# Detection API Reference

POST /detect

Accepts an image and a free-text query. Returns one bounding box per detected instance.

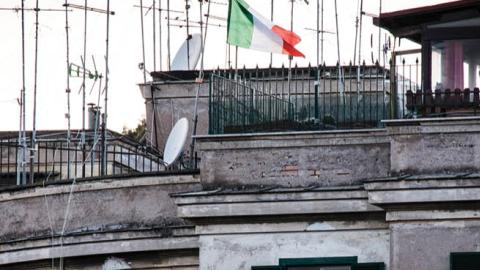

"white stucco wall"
[199,229,390,270]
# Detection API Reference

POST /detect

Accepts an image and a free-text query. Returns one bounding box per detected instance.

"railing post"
[390,53,397,119]
[315,65,319,120]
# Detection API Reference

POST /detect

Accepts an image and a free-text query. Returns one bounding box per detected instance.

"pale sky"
[0,0,457,132]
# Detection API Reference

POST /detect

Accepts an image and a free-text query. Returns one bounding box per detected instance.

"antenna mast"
[185,0,191,69]
[102,0,111,175]
[19,0,27,185]
[153,0,157,70]
[159,0,163,71]
[30,0,40,184]
[321,0,324,64]
[81,0,88,178]
[167,0,171,70]
[65,0,72,180]
[334,0,344,95]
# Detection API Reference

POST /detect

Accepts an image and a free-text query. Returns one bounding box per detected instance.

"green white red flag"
[227,0,305,57]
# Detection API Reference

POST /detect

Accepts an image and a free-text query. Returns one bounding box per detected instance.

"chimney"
[87,103,102,130]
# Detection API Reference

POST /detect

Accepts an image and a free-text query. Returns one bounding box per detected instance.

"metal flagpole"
[270,0,274,67]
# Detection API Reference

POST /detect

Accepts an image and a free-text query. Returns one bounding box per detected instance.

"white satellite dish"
[163,117,189,166]
[171,33,202,70]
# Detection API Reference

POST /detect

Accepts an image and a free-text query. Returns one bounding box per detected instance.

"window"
[450,252,480,270]
[252,257,384,270]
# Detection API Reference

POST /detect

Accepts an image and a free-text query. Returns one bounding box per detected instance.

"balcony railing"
[209,64,391,134]
[0,131,197,187]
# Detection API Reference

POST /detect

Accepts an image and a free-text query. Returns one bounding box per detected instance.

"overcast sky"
[0,0,456,132]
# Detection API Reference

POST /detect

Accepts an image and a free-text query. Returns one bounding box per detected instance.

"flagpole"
[235,46,238,78]
[288,0,294,106]
[270,0,274,67]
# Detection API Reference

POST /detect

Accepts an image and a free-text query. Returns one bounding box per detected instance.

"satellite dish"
[171,33,202,70]
[163,117,189,166]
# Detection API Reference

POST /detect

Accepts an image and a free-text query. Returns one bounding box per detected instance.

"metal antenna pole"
[353,0,359,65]
[30,0,40,184]
[140,0,147,84]
[65,0,72,180]
[81,0,88,178]
[102,0,111,175]
[357,0,363,97]
[321,0,324,64]
[190,0,210,167]
[185,0,191,69]
[153,0,156,70]
[334,0,344,95]
[378,0,382,64]
[358,0,363,67]
[316,0,319,67]
[167,0,171,70]
[20,0,27,185]
[159,0,163,71]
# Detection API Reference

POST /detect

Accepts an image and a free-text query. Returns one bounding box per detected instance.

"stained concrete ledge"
[0,228,198,266]
[174,187,383,220]
[195,129,390,188]
[384,116,480,175]
[0,174,201,246]
[365,174,480,206]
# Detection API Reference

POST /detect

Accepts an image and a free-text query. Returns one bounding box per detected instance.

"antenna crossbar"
[0,7,71,12]
[63,3,114,15]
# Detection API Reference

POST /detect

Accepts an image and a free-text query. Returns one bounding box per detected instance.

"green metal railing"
[209,64,391,134]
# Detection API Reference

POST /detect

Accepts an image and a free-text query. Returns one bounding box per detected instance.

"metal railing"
[0,132,195,187]
[209,64,391,134]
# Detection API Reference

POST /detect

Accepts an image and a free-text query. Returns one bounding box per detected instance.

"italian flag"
[227,0,305,57]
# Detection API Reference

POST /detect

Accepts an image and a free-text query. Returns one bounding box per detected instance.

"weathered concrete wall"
[199,229,389,270]
[0,249,198,270]
[385,117,480,175]
[195,129,390,188]
[140,82,209,153]
[0,175,200,243]
[390,220,480,270]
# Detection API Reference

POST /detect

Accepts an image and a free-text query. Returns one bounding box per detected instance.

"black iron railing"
[0,133,195,187]
[209,64,391,134]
